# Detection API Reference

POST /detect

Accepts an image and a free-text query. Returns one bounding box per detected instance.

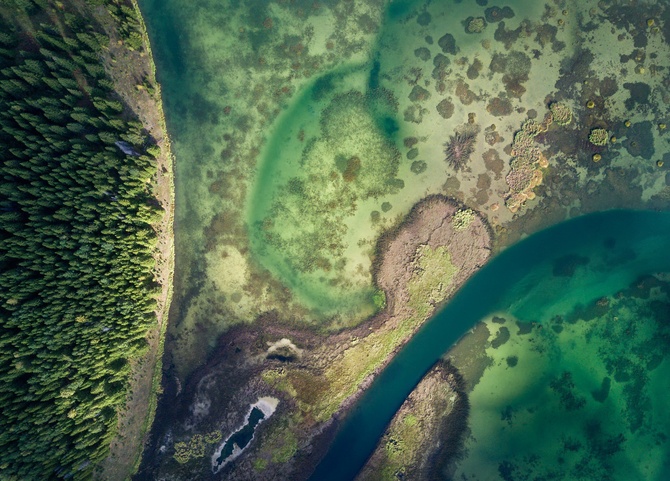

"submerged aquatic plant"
[589,128,609,146]
[444,131,477,171]
[466,16,487,34]
[549,102,573,126]
[504,111,557,212]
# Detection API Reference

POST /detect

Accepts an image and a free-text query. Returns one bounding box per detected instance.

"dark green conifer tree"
[0,2,164,479]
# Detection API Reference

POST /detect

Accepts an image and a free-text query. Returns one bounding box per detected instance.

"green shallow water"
[455,287,670,481]
[136,0,670,476]
[310,209,670,481]
[246,65,388,320]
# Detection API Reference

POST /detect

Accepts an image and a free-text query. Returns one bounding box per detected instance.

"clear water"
[454,285,670,481]
[136,0,670,477]
[214,407,265,467]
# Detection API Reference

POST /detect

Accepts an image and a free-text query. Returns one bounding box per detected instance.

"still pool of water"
[311,209,670,481]
[213,407,264,470]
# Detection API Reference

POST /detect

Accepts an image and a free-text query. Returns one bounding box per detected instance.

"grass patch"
[271,430,298,464]
[315,245,458,421]
[408,245,459,316]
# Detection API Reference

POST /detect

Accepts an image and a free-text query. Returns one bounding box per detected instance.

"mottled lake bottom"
[311,209,670,481]
[455,277,670,481]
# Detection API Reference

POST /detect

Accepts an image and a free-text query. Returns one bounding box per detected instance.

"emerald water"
[311,209,670,481]
[140,0,670,375]
[137,0,670,477]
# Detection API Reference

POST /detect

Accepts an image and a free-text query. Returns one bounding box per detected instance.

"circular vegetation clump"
[438,32,457,55]
[549,102,572,126]
[436,98,455,119]
[452,208,476,230]
[465,16,487,33]
[414,47,431,61]
[485,5,515,22]
[417,11,431,26]
[588,128,609,146]
[409,85,431,102]
[411,160,427,174]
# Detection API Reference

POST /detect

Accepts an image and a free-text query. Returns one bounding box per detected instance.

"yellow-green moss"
[261,369,297,398]
[588,128,609,146]
[253,458,268,471]
[173,434,206,464]
[204,431,223,444]
[403,414,418,427]
[379,415,423,479]
[408,245,459,315]
[451,209,476,231]
[271,430,298,464]
[172,431,221,464]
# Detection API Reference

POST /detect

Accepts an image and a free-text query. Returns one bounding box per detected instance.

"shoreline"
[355,359,469,481]
[135,194,492,480]
[94,1,175,479]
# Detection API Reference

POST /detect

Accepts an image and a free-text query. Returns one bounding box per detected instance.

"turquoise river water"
[311,209,670,480]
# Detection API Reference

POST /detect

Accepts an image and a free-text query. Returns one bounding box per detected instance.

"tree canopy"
[0,1,164,479]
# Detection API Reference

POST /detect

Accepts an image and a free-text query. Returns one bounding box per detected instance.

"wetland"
[135,0,670,479]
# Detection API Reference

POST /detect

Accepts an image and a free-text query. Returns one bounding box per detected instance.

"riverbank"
[91,1,175,479]
[355,359,469,481]
[135,195,491,480]
[310,209,670,481]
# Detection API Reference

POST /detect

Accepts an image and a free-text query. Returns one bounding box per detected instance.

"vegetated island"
[0,1,173,480]
[137,195,492,480]
[355,359,469,481]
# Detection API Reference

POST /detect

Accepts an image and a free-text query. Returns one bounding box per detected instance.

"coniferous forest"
[0,1,166,479]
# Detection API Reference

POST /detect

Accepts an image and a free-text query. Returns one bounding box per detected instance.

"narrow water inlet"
[211,397,279,473]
